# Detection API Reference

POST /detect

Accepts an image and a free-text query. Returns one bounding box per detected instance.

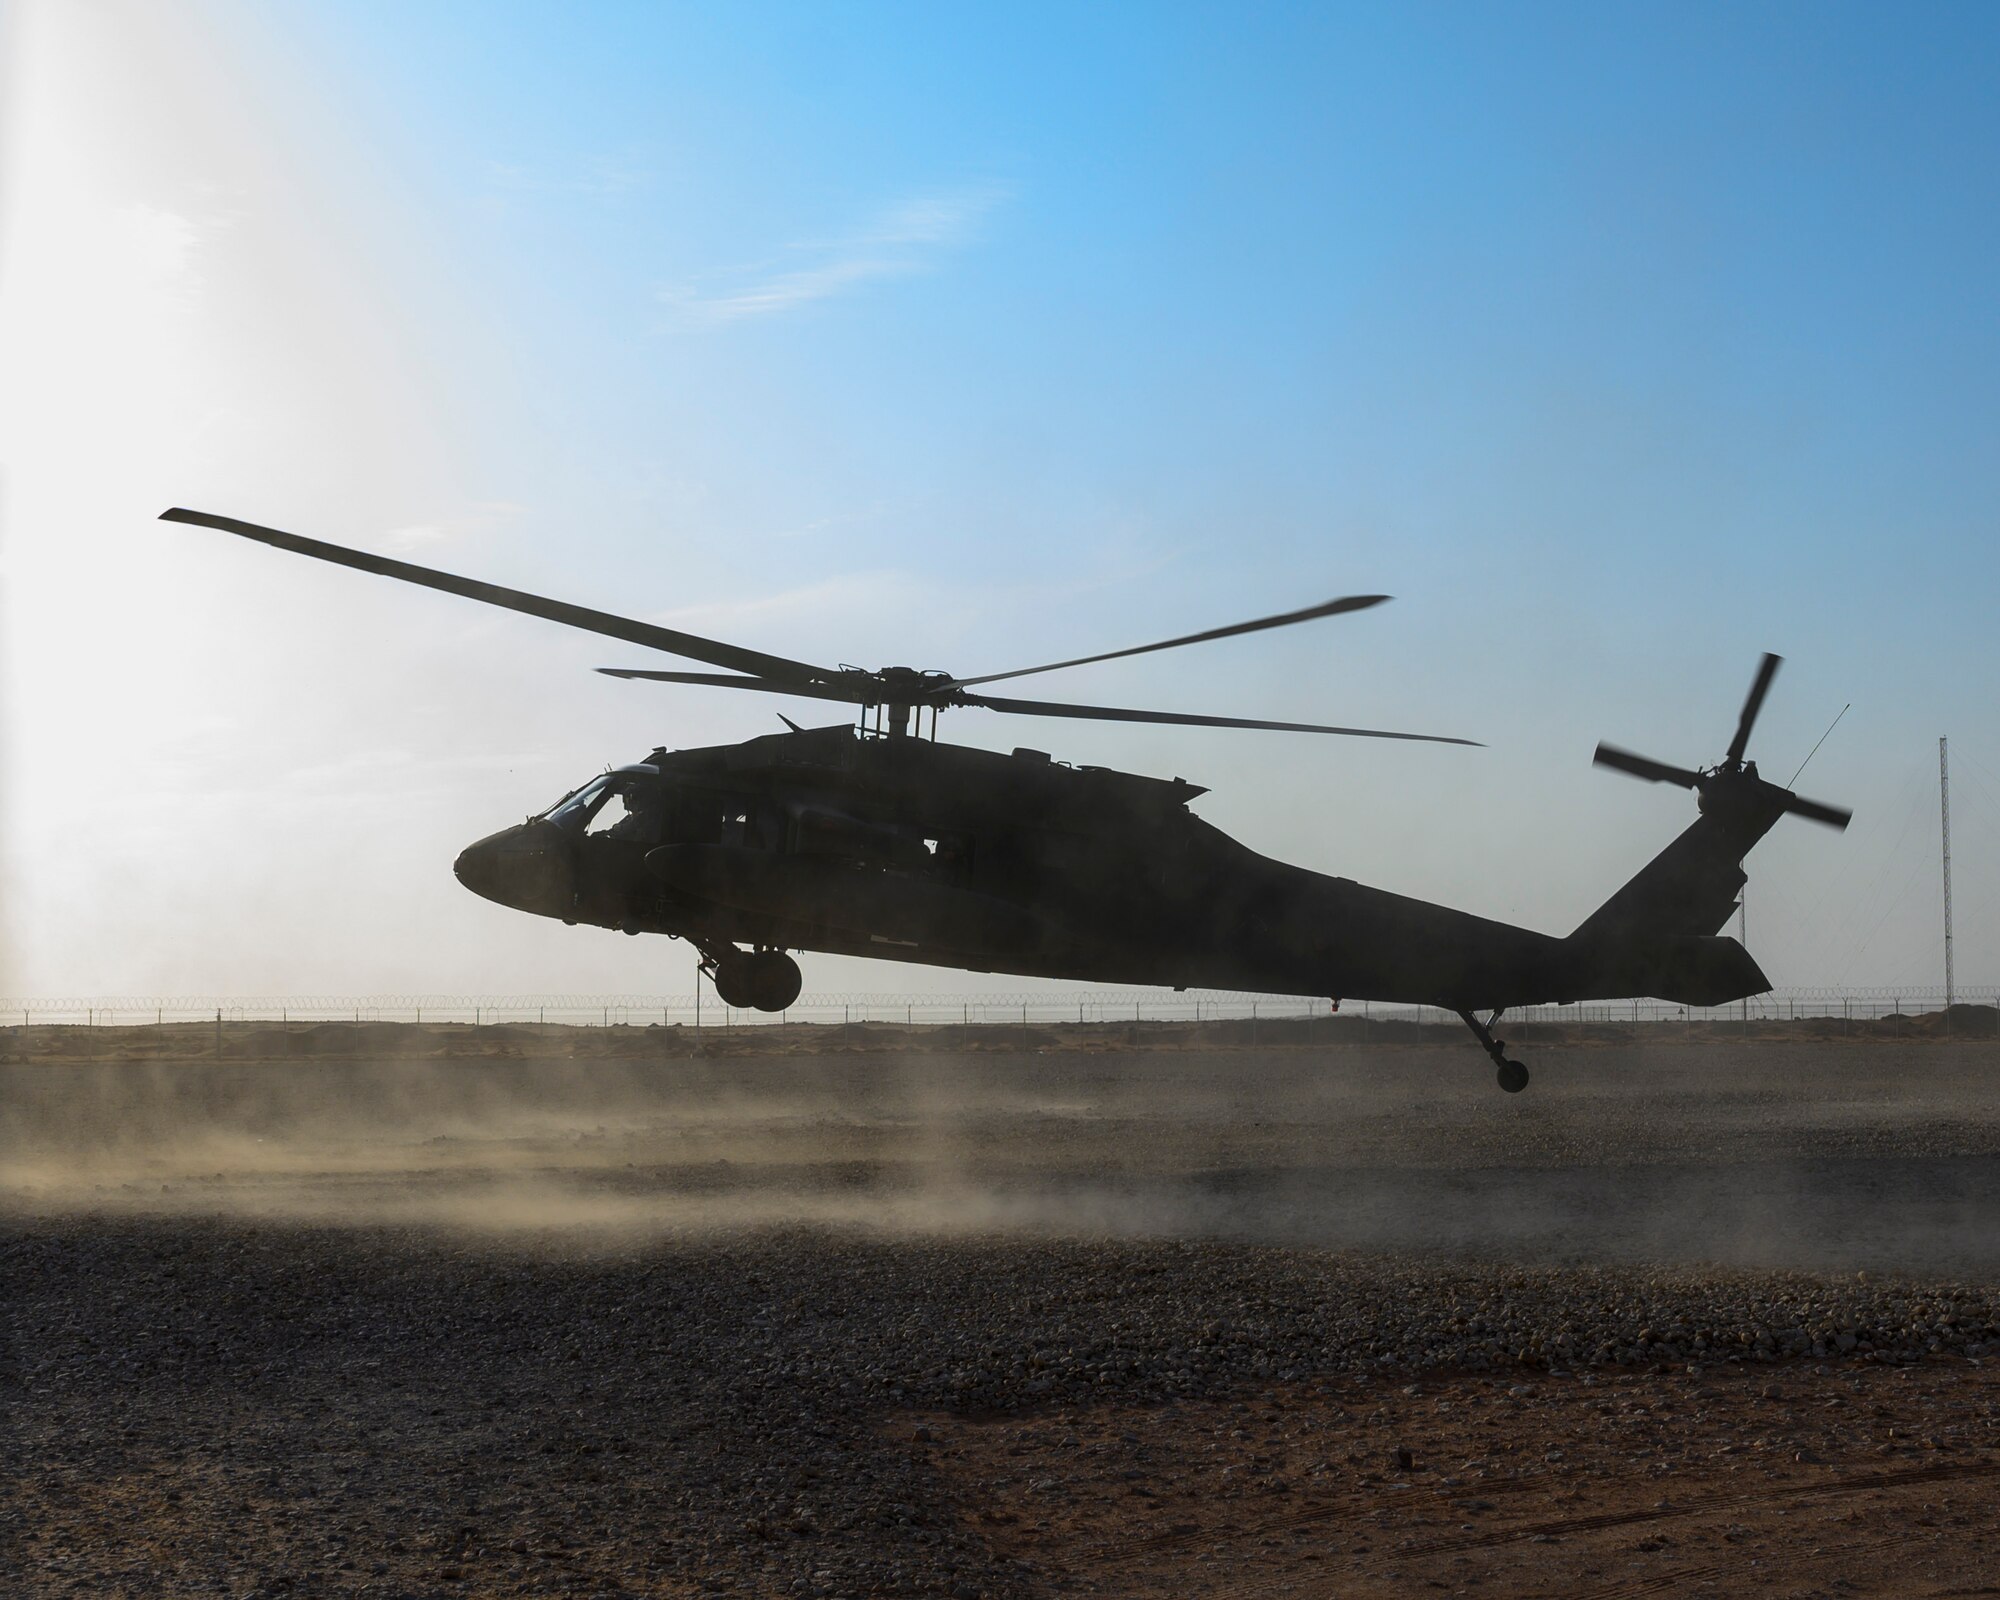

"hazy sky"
[3,0,1996,1001]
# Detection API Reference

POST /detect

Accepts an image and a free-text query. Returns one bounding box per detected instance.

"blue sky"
[2,0,1995,998]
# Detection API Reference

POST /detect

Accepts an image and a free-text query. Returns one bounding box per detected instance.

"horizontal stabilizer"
[1564,933,1770,1009]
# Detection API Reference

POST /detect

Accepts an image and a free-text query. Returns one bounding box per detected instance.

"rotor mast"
[857,666,948,738]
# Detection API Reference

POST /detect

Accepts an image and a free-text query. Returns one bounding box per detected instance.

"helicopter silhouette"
[161,507,1850,1092]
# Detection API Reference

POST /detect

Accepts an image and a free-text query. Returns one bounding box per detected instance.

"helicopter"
[160,507,1851,1092]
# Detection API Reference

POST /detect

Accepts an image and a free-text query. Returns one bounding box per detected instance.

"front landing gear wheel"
[709,953,759,1010]
[1496,1059,1529,1094]
[745,950,802,1012]
[707,949,801,1011]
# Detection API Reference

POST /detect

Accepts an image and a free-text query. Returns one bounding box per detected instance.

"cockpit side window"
[540,774,663,843]
[585,790,635,835]
[572,780,665,846]
[591,788,665,844]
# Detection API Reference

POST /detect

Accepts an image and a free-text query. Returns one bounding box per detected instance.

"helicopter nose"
[453,838,500,896]
[454,822,574,916]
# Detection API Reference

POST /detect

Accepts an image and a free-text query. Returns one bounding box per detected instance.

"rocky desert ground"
[6,1026,1999,1597]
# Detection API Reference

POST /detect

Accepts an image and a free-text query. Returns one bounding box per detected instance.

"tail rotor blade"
[1725,652,1782,767]
[1783,793,1853,830]
[1594,742,1704,788]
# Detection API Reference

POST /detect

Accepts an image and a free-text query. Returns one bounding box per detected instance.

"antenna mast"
[1940,736,1954,1008]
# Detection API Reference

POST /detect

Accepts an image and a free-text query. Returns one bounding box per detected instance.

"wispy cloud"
[773,501,887,541]
[484,157,652,200]
[376,501,525,554]
[662,183,1012,322]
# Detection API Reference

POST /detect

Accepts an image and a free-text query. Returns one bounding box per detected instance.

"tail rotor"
[1592,653,1852,831]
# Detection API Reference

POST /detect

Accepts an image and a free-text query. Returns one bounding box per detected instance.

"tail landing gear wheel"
[746,950,802,1012]
[1458,1007,1533,1094]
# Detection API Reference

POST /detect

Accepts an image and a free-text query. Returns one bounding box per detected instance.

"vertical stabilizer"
[1564,654,1851,1007]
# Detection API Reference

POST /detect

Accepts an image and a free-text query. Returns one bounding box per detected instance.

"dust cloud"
[6,1038,2000,1274]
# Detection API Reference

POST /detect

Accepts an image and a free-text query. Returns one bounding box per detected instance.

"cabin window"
[923,832,972,877]
[659,791,772,848]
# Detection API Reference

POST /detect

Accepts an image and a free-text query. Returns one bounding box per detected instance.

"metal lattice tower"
[1940,736,1954,1008]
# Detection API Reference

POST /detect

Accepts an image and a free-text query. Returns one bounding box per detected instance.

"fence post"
[215,1007,222,1060]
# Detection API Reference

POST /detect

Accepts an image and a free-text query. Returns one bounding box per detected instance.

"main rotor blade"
[1783,793,1853,831]
[1594,742,1703,787]
[161,508,836,687]
[948,593,1390,690]
[1725,652,1782,767]
[596,668,867,704]
[962,690,1480,744]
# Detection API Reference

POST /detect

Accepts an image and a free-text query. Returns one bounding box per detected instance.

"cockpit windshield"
[543,777,612,830]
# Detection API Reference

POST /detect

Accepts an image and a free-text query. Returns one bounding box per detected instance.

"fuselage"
[453,725,1580,1009]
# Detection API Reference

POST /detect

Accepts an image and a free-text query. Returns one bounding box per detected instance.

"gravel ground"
[9,1218,2000,1598]
[6,1041,1999,1597]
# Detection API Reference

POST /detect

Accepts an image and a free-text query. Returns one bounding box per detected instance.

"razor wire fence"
[1,986,1992,1032]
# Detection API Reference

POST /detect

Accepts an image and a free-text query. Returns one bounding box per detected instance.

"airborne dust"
[7,1028,2000,1275]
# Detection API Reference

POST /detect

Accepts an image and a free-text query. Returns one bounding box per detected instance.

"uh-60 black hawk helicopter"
[162,507,1852,1092]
